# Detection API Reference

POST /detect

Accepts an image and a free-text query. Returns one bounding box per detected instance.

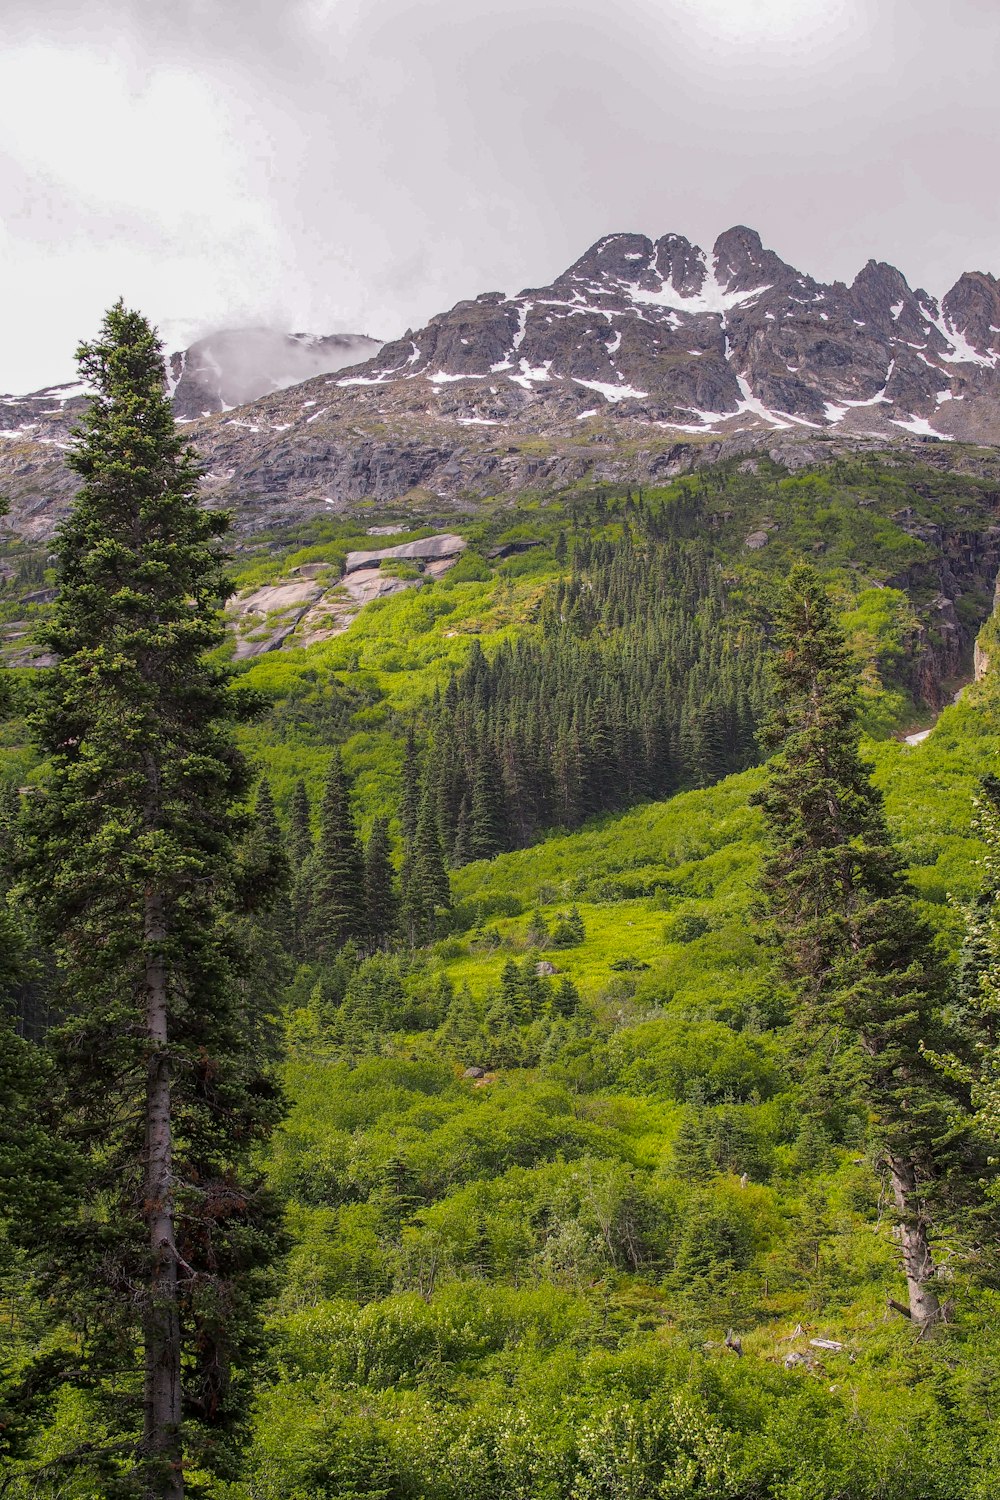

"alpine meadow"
[5,238,1000,1499]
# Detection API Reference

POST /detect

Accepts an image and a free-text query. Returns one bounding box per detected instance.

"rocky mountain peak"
[711,225,801,294]
[942,271,1000,359]
[651,234,706,298]
[327,225,1000,447]
[557,232,657,287]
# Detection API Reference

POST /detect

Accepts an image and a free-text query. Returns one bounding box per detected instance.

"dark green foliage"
[288,778,314,961]
[947,774,1000,1162]
[362,816,398,953]
[440,981,481,1053]
[242,776,291,934]
[469,746,508,860]
[754,565,955,1143]
[673,1193,753,1299]
[311,750,364,958]
[526,903,549,947]
[400,776,452,945]
[753,563,971,1324]
[16,304,285,1491]
[423,529,766,856]
[288,777,313,867]
[671,1109,717,1182]
[550,904,585,947]
[552,975,581,1018]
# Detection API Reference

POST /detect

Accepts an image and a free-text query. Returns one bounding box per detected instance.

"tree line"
[420,533,767,862]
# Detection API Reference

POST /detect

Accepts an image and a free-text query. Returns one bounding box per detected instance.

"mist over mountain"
[166,327,384,417]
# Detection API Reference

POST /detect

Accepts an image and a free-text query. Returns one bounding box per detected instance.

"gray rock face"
[343,534,466,573]
[225,532,465,656]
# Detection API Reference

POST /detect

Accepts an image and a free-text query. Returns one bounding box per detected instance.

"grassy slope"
[240,643,1000,1498]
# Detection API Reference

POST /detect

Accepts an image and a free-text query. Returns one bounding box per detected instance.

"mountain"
[6,227,1000,541]
[0,326,382,425]
[340,224,1000,442]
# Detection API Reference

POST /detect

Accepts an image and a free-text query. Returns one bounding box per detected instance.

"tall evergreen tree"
[363,815,398,953]
[401,777,451,946]
[287,779,313,961]
[20,304,284,1495]
[941,775,1000,1159]
[753,564,960,1329]
[288,778,313,868]
[311,750,364,959]
[468,746,507,860]
[242,777,290,916]
[400,730,420,848]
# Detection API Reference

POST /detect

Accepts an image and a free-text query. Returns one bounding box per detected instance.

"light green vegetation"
[234,546,565,829]
[228,638,1000,1498]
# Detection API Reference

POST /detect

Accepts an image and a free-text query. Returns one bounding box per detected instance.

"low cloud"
[2,0,999,390]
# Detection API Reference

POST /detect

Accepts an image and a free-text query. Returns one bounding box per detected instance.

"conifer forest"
[7,305,1000,1500]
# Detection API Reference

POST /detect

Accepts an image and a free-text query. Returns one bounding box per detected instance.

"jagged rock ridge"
[336,226,1000,443]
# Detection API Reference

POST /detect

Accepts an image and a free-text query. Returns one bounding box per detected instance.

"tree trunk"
[888,1151,941,1330]
[142,887,184,1499]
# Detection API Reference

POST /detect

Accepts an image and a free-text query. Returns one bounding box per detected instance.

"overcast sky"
[2,0,998,390]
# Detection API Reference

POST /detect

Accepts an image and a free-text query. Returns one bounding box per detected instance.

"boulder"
[343,533,467,574]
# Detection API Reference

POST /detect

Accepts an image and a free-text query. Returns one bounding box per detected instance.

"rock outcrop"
[226,532,466,658]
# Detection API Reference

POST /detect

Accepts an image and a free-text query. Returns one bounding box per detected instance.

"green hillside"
[227,657,998,1499]
[221,453,1000,831]
[5,447,1000,1498]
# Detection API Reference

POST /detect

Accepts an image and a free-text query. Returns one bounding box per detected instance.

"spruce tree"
[469,745,508,859]
[552,975,581,1018]
[311,750,364,959]
[671,1110,717,1182]
[362,815,397,952]
[243,777,290,924]
[440,981,481,1052]
[451,794,472,868]
[398,733,423,942]
[20,304,284,1494]
[401,779,451,945]
[940,775,1000,1157]
[234,777,293,1020]
[753,564,958,1329]
[287,779,313,960]
[288,778,312,867]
